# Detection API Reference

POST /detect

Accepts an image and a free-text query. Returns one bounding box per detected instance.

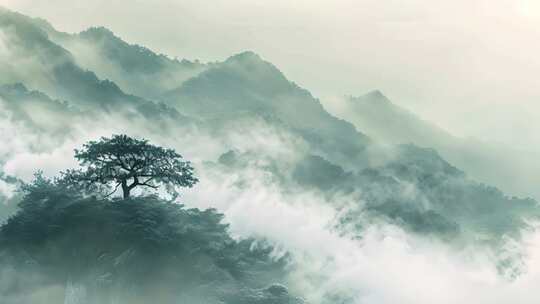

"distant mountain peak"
[208,50,290,88]
[365,89,385,98]
[79,26,117,39]
[225,51,264,64]
[357,90,392,104]
[0,6,55,32]
[0,6,19,17]
[230,50,260,58]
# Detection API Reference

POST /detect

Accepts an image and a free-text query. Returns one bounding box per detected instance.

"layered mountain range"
[328,90,540,200]
[0,7,538,303]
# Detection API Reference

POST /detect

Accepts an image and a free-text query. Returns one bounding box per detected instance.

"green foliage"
[0,177,298,303]
[62,135,198,199]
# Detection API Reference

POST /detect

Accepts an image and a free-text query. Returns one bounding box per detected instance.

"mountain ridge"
[336,90,540,200]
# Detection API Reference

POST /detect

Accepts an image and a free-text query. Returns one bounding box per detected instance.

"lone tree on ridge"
[62,134,198,198]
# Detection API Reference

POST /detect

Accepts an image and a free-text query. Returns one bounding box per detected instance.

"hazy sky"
[1,0,539,148]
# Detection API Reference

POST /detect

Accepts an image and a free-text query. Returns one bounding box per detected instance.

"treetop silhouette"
[62,134,198,198]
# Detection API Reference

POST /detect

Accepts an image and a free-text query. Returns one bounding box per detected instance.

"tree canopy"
[0,175,300,304]
[62,134,198,198]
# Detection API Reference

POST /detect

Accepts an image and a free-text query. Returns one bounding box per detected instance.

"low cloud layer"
[184,159,540,304]
[2,95,540,303]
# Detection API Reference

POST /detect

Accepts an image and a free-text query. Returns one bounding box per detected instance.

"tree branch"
[139,182,159,189]
[104,182,122,197]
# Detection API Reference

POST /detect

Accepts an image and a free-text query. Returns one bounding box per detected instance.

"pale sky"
[1,0,539,149]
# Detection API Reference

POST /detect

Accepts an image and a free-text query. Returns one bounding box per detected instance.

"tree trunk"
[121,180,130,199]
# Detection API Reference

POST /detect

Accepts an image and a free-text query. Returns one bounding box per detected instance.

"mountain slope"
[0,83,78,134]
[164,51,371,167]
[344,90,453,147]
[0,8,172,114]
[47,26,209,100]
[330,91,540,200]
[1,8,368,168]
